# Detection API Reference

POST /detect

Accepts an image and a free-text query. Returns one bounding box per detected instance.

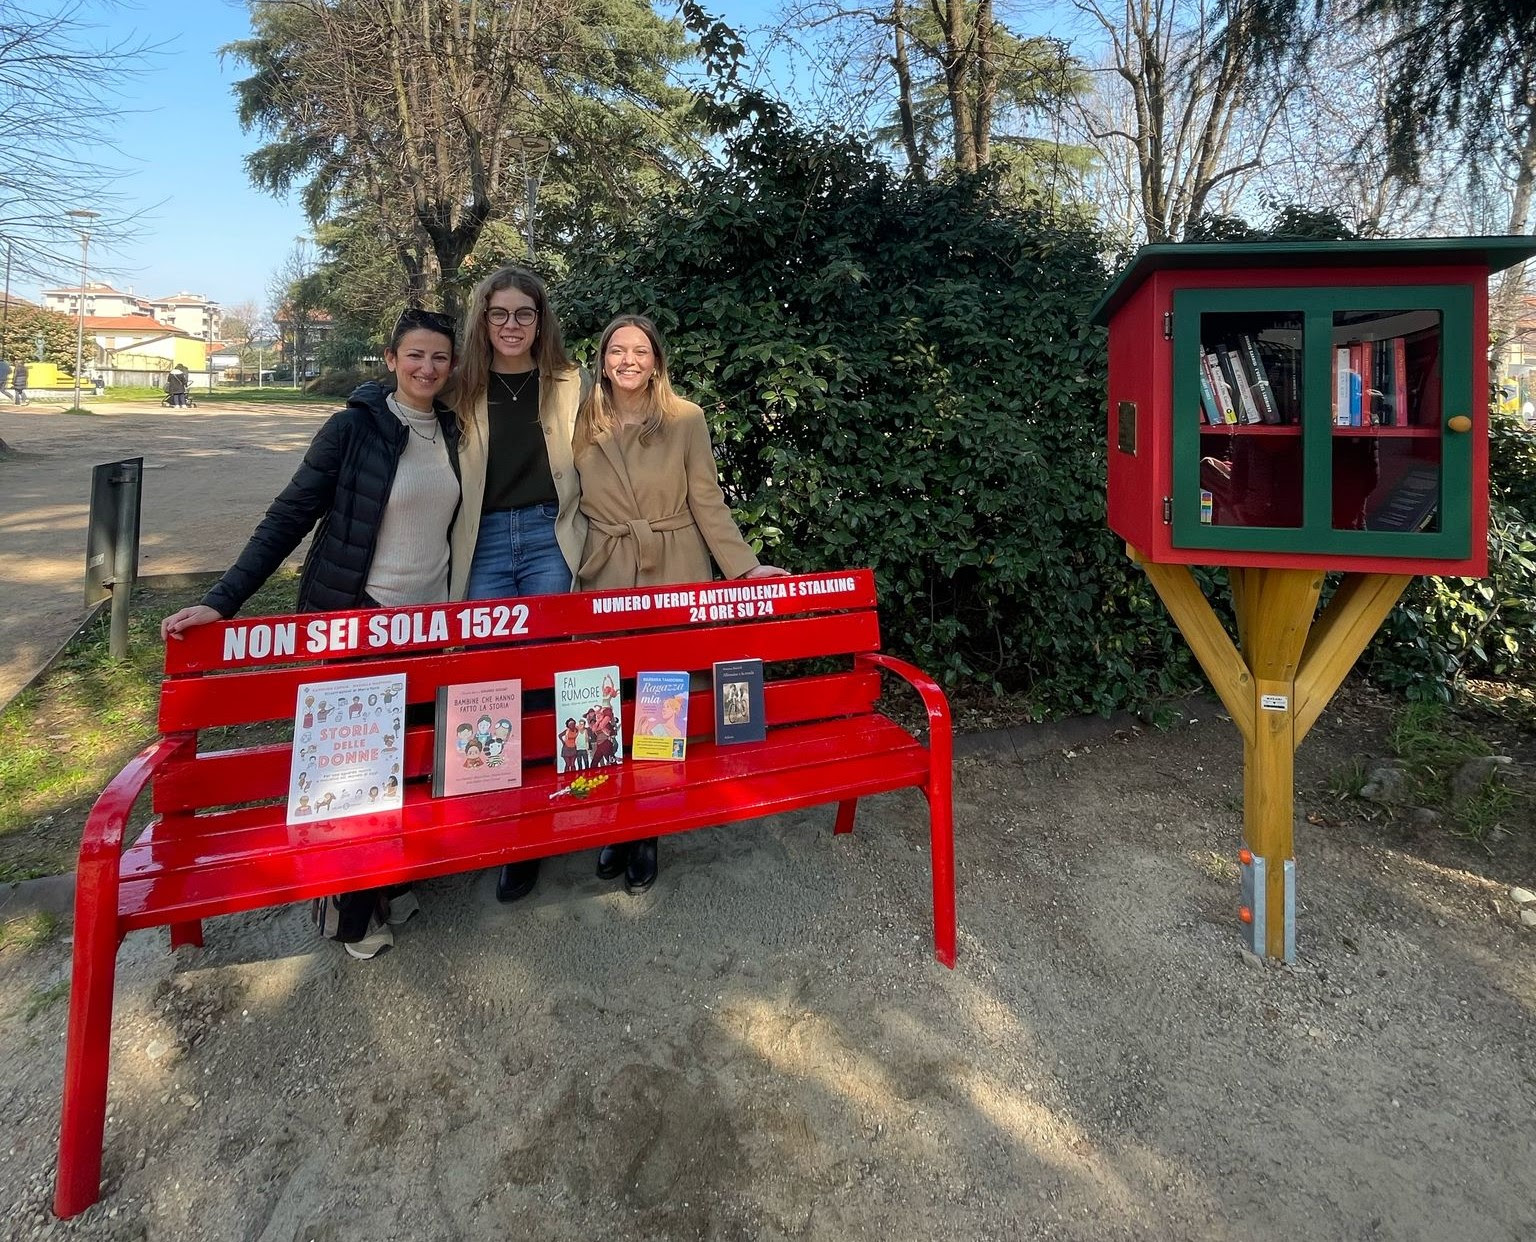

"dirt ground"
[0,402,330,708]
[2,701,1533,1241]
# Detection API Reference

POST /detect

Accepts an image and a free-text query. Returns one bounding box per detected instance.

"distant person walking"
[165,365,189,408]
[12,362,28,405]
[0,359,12,394]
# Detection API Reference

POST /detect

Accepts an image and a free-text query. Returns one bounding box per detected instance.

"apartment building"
[41,282,149,319]
[41,284,222,339]
[149,291,221,339]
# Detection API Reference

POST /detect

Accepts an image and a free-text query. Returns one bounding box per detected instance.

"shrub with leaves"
[560,113,1197,713]
[1365,410,1536,697]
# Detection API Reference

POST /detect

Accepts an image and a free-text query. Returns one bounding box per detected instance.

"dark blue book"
[713,659,765,745]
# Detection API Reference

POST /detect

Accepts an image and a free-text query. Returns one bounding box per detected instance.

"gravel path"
[2,713,1532,1240]
[0,402,329,708]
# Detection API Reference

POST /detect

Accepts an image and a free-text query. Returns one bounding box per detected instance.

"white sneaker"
[343,920,394,960]
[385,891,421,926]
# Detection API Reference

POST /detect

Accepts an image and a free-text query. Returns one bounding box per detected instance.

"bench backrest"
[154,569,883,816]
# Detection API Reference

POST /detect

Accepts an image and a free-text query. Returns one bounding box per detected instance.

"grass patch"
[1387,700,1491,815]
[1327,755,1370,801]
[93,385,164,401]
[201,387,335,404]
[1389,701,1493,774]
[1457,777,1521,842]
[0,571,300,881]
[24,979,69,1022]
[0,912,58,951]
[60,406,98,416]
[1371,701,1526,841]
[92,386,332,405]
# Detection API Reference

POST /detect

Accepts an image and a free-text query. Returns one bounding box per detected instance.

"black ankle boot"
[495,859,540,903]
[624,837,658,894]
[596,842,629,880]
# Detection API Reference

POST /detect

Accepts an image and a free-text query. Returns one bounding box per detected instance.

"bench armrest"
[79,735,193,866]
[856,653,953,759]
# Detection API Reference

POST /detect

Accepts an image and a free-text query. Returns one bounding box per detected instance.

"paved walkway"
[0,401,333,708]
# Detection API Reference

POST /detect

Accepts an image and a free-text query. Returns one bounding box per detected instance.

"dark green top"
[1090,236,1536,327]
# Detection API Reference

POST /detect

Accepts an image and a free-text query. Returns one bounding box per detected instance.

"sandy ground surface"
[0,402,330,708]
[2,708,1534,1241]
[2,400,1535,1240]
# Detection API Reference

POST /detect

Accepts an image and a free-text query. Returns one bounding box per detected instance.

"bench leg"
[169,920,203,950]
[54,862,120,1218]
[928,777,957,970]
[833,798,858,835]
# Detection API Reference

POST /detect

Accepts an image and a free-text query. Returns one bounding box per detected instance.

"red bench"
[54,568,955,1217]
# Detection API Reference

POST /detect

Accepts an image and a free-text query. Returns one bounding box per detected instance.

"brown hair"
[577,314,685,447]
[453,266,572,429]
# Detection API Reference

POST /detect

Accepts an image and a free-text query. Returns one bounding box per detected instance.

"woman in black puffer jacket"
[160,307,462,960]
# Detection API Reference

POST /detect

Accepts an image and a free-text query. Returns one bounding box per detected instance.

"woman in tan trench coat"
[573,313,788,891]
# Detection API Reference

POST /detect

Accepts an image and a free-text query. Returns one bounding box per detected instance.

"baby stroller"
[160,389,197,408]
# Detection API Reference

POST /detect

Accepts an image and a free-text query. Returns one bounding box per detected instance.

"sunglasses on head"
[393,307,457,337]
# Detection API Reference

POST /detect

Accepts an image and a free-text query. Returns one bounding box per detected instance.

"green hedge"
[561,120,1197,714]
[1364,410,1536,697]
[559,116,1536,712]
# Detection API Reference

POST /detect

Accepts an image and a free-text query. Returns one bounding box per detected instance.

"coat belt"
[582,509,696,578]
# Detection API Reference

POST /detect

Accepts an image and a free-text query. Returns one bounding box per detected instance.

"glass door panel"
[1194,310,1305,529]
[1173,283,1471,558]
[1330,309,1443,533]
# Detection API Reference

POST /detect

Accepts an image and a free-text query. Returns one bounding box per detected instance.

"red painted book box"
[1090,238,1536,576]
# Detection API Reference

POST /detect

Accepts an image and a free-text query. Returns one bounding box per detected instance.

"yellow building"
[85,315,206,385]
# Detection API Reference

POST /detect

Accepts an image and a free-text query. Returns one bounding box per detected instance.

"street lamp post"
[2,239,12,366]
[66,209,99,410]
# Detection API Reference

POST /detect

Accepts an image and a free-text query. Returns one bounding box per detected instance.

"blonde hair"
[453,266,572,430]
[577,314,685,448]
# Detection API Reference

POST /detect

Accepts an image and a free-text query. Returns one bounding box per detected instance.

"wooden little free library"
[54,568,956,1219]
[1092,236,1536,962]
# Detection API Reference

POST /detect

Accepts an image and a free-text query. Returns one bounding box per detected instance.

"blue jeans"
[466,501,569,599]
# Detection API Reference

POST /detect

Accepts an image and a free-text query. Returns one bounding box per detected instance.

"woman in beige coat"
[450,266,588,904]
[574,313,787,892]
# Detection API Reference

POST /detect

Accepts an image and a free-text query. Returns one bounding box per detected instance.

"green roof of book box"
[1089,236,1536,326]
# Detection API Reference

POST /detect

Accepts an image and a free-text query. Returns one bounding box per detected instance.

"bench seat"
[56,569,954,1219]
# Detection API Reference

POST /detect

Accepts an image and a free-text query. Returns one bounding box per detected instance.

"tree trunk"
[1489,88,1536,387]
[940,0,977,172]
[973,0,995,167]
[890,0,926,179]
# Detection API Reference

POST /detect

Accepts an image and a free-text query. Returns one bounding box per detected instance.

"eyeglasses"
[487,306,539,327]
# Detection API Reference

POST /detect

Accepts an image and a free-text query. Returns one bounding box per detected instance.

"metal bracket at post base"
[1238,850,1295,963]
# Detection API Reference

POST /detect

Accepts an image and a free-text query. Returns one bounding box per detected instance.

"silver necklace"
[498,368,538,402]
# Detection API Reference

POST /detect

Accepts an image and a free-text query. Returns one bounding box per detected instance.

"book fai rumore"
[289,672,406,823]
[555,665,623,774]
[433,678,522,797]
[633,671,691,760]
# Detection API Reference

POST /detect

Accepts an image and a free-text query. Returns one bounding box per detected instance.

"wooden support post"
[1134,554,1407,961]
[1240,569,1321,960]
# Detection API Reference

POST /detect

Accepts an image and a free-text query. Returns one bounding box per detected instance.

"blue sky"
[61,1,310,311]
[66,0,1085,313]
